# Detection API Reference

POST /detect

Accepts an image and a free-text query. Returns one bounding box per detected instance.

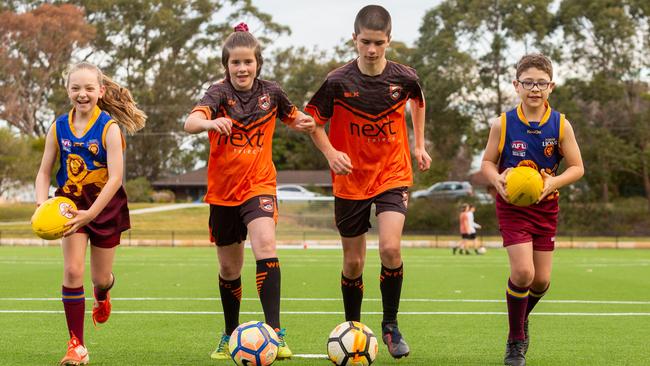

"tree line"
[1,0,648,210]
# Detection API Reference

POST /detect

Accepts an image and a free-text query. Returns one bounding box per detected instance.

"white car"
[276,184,319,199]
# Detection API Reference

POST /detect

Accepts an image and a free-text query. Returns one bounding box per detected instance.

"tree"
[0,4,94,135]
[0,127,43,196]
[555,0,650,208]
[70,0,289,181]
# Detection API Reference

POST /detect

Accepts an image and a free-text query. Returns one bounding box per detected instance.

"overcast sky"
[252,1,443,51]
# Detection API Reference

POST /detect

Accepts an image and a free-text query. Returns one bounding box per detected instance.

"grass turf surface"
[0,247,649,365]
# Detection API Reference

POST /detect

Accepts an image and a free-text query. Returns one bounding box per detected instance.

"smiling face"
[514,67,555,109]
[67,68,104,115]
[353,28,390,71]
[227,46,258,91]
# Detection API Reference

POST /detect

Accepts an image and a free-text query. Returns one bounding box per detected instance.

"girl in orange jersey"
[183,22,315,360]
[34,62,146,365]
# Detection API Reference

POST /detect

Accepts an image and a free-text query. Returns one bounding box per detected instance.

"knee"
[220,261,243,279]
[343,256,365,277]
[531,277,551,292]
[510,267,534,287]
[253,234,276,257]
[91,272,113,289]
[379,244,401,266]
[64,263,84,283]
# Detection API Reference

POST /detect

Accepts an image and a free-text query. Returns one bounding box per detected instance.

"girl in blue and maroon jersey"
[481,53,584,366]
[34,61,146,365]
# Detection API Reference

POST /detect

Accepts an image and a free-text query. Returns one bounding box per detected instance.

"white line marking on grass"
[2,310,650,316]
[293,354,328,359]
[2,297,650,305]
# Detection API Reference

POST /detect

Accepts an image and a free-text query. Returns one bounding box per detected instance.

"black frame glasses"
[517,80,552,91]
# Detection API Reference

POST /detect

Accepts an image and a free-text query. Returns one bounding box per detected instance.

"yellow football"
[31,197,77,240]
[505,166,544,207]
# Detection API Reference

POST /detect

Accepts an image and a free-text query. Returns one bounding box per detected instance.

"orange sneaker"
[92,292,112,326]
[59,335,89,365]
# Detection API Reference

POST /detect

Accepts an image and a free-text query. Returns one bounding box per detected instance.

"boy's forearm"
[184,116,209,134]
[310,126,336,157]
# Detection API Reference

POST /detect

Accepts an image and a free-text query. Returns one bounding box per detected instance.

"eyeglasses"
[517,80,552,91]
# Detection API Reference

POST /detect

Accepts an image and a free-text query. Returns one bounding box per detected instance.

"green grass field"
[0,247,649,365]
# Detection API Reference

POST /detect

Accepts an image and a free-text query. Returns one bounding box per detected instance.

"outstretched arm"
[184,110,233,135]
[35,125,58,206]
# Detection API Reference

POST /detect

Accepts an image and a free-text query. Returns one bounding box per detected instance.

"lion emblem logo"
[62,154,108,196]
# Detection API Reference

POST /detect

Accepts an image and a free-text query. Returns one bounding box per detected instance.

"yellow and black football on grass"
[505,166,544,207]
[31,197,76,240]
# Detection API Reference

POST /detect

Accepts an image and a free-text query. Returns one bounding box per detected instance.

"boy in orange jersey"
[305,5,431,359]
[481,53,583,366]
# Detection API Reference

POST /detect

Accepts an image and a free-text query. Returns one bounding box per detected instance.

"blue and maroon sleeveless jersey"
[497,102,564,176]
[53,105,130,233]
[495,102,566,235]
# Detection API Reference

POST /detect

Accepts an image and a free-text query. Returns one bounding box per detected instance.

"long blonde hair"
[66,62,147,134]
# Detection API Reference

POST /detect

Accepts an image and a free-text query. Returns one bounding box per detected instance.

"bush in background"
[125,177,152,202]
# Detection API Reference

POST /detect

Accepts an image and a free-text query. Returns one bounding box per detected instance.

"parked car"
[276,184,320,199]
[411,181,474,200]
[475,191,495,204]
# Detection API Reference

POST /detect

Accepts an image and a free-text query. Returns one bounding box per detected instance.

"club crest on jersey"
[511,140,527,157]
[517,159,539,171]
[259,197,274,212]
[258,94,271,111]
[61,139,72,152]
[87,139,99,155]
[389,85,402,100]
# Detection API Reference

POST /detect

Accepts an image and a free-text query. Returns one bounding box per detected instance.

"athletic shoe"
[523,319,529,354]
[452,247,458,255]
[60,335,89,365]
[381,322,410,359]
[92,292,111,325]
[275,328,293,359]
[504,339,526,366]
[210,333,231,360]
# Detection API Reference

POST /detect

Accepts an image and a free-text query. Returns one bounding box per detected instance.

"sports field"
[0,246,648,365]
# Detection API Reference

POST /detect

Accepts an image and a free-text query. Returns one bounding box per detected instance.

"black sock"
[380,263,403,325]
[219,276,242,335]
[341,273,363,321]
[256,258,281,330]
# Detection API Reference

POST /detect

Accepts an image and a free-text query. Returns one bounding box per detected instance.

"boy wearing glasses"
[481,53,584,366]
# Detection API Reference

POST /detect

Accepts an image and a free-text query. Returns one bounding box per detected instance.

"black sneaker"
[504,339,526,366]
[523,319,529,354]
[381,322,410,359]
[453,247,458,255]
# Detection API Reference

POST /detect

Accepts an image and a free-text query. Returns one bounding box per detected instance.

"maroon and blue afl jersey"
[53,105,130,234]
[496,102,565,235]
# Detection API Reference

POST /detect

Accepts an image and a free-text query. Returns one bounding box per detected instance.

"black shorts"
[334,187,408,237]
[461,233,477,240]
[209,195,278,246]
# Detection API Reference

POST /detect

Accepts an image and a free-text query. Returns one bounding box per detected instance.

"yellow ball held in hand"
[505,166,544,207]
[31,197,77,240]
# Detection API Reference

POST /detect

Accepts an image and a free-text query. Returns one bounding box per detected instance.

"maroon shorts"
[334,187,408,237]
[57,187,130,249]
[209,195,278,246]
[75,226,122,248]
[496,195,558,251]
[501,228,555,251]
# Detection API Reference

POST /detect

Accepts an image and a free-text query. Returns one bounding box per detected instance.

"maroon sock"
[94,273,115,301]
[526,284,549,317]
[341,273,363,322]
[219,276,242,335]
[506,278,529,341]
[62,285,85,344]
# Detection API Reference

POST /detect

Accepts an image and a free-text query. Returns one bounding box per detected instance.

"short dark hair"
[516,53,553,80]
[221,29,263,77]
[354,5,391,37]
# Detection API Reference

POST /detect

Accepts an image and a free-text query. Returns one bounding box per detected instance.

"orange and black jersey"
[192,78,297,205]
[305,60,424,199]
